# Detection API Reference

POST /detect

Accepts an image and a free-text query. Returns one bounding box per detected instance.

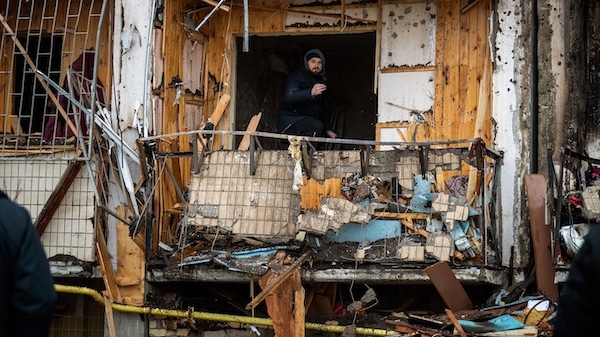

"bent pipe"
[55,284,395,336]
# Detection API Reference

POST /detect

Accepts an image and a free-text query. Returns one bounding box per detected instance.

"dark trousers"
[285,117,324,137]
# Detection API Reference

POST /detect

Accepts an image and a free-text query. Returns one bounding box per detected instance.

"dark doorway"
[234,33,377,149]
[14,34,63,135]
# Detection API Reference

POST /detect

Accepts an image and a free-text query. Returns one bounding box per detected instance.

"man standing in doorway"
[276,48,337,138]
[0,190,57,337]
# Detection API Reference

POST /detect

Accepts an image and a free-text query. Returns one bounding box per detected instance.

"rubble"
[143,138,542,336]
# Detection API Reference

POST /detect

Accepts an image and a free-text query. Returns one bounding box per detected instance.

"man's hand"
[311,83,327,97]
[326,130,337,138]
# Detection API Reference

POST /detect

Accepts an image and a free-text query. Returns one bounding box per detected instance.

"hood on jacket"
[303,48,325,75]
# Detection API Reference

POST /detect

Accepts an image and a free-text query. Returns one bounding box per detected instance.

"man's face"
[307,57,322,75]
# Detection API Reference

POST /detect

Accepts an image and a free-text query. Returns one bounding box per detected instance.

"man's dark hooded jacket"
[0,190,56,337]
[553,224,600,336]
[276,48,332,134]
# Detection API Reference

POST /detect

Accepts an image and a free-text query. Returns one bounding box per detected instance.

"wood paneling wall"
[155,0,493,247]
[434,0,492,142]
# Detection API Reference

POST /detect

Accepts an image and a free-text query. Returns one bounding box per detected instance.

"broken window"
[13,34,63,137]
[0,0,111,156]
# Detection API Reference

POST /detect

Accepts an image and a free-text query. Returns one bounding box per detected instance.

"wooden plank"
[433,0,448,141]
[425,261,473,311]
[445,309,468,337]
[259,267,302,337]
[374,212,429,220]
[158,0,186,254]
[380,65,436,73]
[294,287,306,337]
[103,292,117,337]
[116,205,145,306]
[524,174,559,302]
[35,159,84,236]
[210,93,232,150]
[433,1,461,140]
[374,0,382,94]
[400,218,429,237]
[466,44,492,203]
[8,115,22,135]
[96,222,123,303]
[246,252,310,310]
[238,111,262,150]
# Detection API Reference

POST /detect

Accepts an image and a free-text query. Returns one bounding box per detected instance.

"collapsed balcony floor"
[147,235,505,285]
[148,264,506,285]
[150,139,503,285]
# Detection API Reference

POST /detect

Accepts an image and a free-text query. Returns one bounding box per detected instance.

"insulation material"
[324,219,400,243]
[380,2,436,67]
[377,71,435,124]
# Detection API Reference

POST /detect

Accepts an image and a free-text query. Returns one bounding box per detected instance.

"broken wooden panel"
[188,151,299,237]
[378,71,435,124]
[258,266,304,337]
[0,37,15,133]
[300,177,342,209]
[524,174,559,302]
[116,205,145,306]
[380,2,436,68]
[35,159,85,236]
[425,261,473,311]
[433,0,491,141]
[183,39,205,95]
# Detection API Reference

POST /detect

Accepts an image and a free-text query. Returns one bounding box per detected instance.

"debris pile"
[151,140,501,274]
[554,148,600,264]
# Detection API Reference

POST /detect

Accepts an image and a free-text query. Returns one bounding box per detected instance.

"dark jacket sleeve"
[553,225,600,337]
[0,197,57,337]
[283,72,314,105]
[277,68,332,133]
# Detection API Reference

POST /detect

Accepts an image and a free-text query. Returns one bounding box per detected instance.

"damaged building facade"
[0,0,599,335]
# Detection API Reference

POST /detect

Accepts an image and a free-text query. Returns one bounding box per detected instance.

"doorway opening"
[234,33,377,149]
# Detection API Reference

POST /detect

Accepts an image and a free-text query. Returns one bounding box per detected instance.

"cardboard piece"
[425,261,473,311]
[524,174,559,302]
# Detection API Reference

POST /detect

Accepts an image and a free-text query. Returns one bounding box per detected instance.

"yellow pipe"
[55,284,394,336]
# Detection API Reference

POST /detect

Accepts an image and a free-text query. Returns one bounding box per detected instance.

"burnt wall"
[583,1,600,157]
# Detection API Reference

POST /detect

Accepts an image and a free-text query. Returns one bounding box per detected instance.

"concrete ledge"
[148,265,506,285]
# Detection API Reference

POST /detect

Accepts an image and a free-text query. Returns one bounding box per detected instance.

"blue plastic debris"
[325,219,401,243]
[458,314,525,333]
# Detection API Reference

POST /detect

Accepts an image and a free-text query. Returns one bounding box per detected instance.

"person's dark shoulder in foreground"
[0,190,57,337]
[553,224,600,337]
